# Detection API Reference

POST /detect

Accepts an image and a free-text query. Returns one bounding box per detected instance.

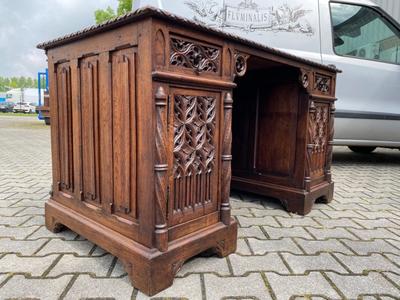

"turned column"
[154,86,168,252]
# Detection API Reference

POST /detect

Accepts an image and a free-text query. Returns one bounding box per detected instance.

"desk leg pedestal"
[45,199,237,296]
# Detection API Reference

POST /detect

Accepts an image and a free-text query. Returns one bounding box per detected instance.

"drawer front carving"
[55,62,74,194]
[170,36,220,74]
[170,90,220,225]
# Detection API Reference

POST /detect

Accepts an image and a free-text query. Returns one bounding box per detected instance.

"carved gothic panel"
[80,56,100,205]
[111,48,138,220]
[171,93,218,223]
[55,62,74,194]
[314,73,331,94]
[309,102,330,177]
[170,37,220,73]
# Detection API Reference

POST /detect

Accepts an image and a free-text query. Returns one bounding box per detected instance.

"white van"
[134,0,400,153]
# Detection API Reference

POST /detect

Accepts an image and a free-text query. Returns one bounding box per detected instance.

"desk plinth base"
[45,199,237,296]
[232,177,334,215]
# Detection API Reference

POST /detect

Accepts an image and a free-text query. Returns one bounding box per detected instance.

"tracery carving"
[173,95,216,211]
[170,37,220,73]
[310,103,329,153]
[314,74,331,93]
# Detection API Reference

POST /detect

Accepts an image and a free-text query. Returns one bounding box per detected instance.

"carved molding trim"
[234,52,249,77]
[170,37,220,73]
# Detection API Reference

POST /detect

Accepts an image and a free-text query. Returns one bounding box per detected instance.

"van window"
[330,2,400,64]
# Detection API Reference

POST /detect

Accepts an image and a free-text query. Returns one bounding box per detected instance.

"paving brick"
[294,238,354,255]
[23,215,45,226]
[0,200,18,208]
[36,239,95,256]
[110,259,126,277]
[0,274,72,300]
[0,225,40,239]
[313,217,363,229]
[266,272,340,300]
[383,272,400,289]
[14,206,44,216]
[282,253,348,274]
[236,238,252,255]
[275,216,320,227]
[0,207,25,217]
[48,254,114,277]
[238,226,266,239]
[356,210,400,220]
[347,228,399,240]
[343,240,400,255]
[237,216,279,227]
[306,227,357,240]
[0,254,59,276]
[320,209,365,219]
[178,256,230,276]
[0,238,46,255]
[231,207,253,216]
[204,273,272,300]
[335,253,399,273]
[27,226,78,240]
[327,272,400,299]
[64,275,134,300]
[251,208,291,217]
[385,253,400,266]
[229,253,289,275]
[248,238,303,255]
[263,226,313,239]
[353,218,400,229]
[0,215,30,226]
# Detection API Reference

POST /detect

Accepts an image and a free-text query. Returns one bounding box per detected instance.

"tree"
[94,0,133,24]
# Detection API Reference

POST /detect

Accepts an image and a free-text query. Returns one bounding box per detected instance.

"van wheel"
[348,146,377,154]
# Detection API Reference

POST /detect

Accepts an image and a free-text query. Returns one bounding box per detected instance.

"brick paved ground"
[0,115,399,300]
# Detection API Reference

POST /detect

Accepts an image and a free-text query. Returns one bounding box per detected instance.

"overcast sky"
[0,0,118,78]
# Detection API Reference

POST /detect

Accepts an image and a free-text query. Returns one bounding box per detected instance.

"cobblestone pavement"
[0,115,399,300]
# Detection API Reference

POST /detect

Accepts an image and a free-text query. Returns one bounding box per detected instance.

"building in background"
[5,88,43,105]
[372,0,400,23]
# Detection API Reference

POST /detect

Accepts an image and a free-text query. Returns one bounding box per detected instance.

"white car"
[134,0,400,153]
[13,102,36,113]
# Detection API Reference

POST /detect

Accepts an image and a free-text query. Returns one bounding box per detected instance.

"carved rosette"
[234,52,249,77]
[315,74,331,94]
[173,94,216,212]
[154,86,168,252]
[221,92,233,225]
[170,37,220,73]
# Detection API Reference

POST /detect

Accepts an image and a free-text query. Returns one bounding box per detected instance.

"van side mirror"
[334,35,345,47]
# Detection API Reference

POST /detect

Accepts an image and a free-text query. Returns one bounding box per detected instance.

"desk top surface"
[37,6,339,73]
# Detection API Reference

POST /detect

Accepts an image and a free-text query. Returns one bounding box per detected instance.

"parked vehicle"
[13,102,36,113]
[134,0,400,152]
[0,102,15,113]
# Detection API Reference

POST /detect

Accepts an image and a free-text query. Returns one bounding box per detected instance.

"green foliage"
[0,76,39,93]
[94,0,133,24]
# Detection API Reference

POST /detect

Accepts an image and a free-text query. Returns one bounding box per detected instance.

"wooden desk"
[38,7,339,296]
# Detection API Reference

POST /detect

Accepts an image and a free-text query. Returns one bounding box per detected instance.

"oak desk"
[38,7,339,296]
